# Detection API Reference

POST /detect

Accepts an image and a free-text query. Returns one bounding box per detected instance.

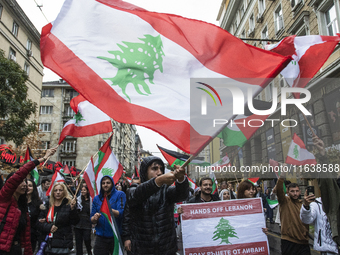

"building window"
[274,4,284,33]
[240,3,245,19]
[265,83,273,101]
[259,0,266,15]
[65,106,75,117]
[62,140,76,153]
[62,159,76,167]
[39,123,51,132]
[9,48,16,61]
[249,14,255,30]
[98,141,104,149]
[325,4,338,36]
[40,141,50,150]
[65,89,79,100]
[42,89,54,97]
[0,4,3,19]
[12,22,19,37]
[24,63,30,75]
[261,26,268,47]
[40,106,53,114]
[26,39,32,51]
[0,138,5,145]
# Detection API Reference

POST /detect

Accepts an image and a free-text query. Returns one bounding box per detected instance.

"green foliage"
[98,34,165,102]
[212,218,238,244]
[0,49,37,145]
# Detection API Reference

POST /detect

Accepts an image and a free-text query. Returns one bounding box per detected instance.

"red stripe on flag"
[185,241,268,255]
[292,133,307,149]
[98,0,290,81]
[59,122,112,144]
[83,172,95,199]
[181,198,263,220]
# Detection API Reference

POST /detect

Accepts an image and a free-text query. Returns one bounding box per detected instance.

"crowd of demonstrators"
[75,185,92,255]
[90,175,126,255]
[38,182,79,255]
[37,179,50,205]
[0,147,56,255]
[26,179,44,252]
[125,156,188,255]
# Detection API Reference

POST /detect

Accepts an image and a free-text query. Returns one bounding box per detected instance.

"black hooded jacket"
[127,156,189,255]
[38,198,79,250]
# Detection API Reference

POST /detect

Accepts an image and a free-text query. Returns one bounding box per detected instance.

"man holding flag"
[90,175,126,255]
[126,156,188,255]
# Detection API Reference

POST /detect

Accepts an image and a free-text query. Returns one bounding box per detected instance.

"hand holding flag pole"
[40,144,62,171]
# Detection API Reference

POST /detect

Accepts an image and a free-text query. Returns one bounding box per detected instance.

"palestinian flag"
[46,171,66,196]
[157,145,210,167]
[266,35,340,96]
[248,177,259,186]
[217,99,272,148]
[94,135,123,195]
[60,164,71,175]
[24,146,39,184]
[212,153,231,167]
[209,172,218,194]
[59,95,112,144]
[285,133,317,165]
[100,196,124,255]
[83,157,96,199]
[41,0,291,155]
[266,198,279,209]
[126,176,131,184]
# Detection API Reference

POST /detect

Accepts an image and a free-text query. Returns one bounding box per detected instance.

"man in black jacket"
[187,177,220,203]
[126,156,189,255]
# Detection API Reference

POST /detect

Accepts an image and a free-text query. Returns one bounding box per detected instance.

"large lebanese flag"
[41,0,290,154]
[266,35,340,91]
[285,133,317,165]
[181,198,268,255]
[58,95,112,144]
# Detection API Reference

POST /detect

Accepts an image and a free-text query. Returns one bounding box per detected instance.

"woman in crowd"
[0,147,56,255]
[219,189,231,200]
[26,179,44,252]
[38,183,79,255]
[237,180,268,235]
[74,185,92,255]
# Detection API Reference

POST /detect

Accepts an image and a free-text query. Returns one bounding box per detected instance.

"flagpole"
[40,144,61,171]
[301,112,316,136]
[74,178,83,198]
[75,151,99,181]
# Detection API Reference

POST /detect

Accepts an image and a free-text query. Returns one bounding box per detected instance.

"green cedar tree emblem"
[212,218,238,244]
[101,167,114,176]
[293,144,299,159]
[98,34,165,102]
[74,111,85,124]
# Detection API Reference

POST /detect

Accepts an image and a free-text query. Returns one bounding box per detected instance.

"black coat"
[38,198,79,249]
[127,177,189,255]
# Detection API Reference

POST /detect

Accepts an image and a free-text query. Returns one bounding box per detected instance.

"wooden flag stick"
[40,144,60,171]
[74,179,83,198]
[75,150,99,181]
[301,112,316,136]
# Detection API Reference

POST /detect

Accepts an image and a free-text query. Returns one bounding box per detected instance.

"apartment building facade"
[217,0,340,185]
[39,79,137,173]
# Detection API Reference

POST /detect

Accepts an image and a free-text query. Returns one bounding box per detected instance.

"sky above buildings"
[16,0,222,161]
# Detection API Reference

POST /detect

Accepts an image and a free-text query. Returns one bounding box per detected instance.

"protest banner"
[181,198,268,255]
